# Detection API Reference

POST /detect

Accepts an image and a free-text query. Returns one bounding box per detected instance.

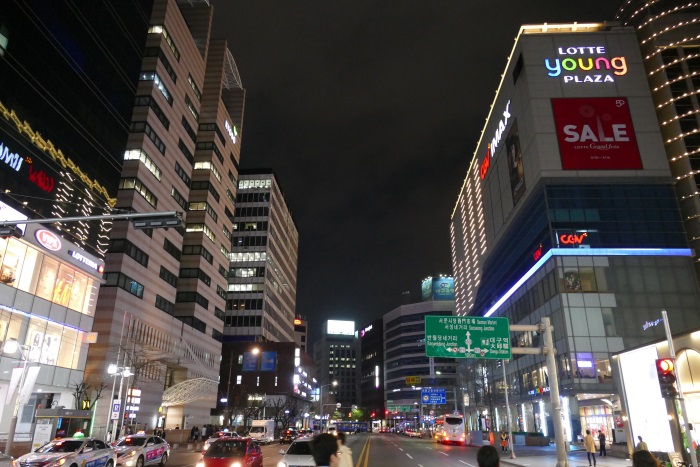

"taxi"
[15,437,116,467]
[112,434,169,467]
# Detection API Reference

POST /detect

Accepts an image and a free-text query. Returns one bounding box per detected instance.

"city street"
[165,433,635,467]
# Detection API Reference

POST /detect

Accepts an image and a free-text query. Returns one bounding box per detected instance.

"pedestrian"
[202,425,208,440]
[190,426,195,441]
[311,433,340,467]
[336,432,352,467]
[632,450,660,467]
[635,435,649,452]
[598,430,606,457]
[477,445,500,467]
[584,429,597,466]
[500,430,509,452]
[194,425,200,441]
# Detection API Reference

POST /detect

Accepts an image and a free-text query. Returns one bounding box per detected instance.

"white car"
[277,439,315,467]
[16,437,116,467]
[113,434,170,467]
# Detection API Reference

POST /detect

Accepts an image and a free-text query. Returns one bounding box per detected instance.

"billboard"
[551,97,642,170]
[327,320,354,336]
[260,351,277,371]
[242,352,258,371]
[421,277,433,301]
[505,120,526,206]
[433,277,455,301]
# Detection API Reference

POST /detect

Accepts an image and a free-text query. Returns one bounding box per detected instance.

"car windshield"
[286,442,311,455]
[249,427,264,433]
[116,438,147,447]
[445,417,463,425]
[36,440,84,453]
[204,440,247,458]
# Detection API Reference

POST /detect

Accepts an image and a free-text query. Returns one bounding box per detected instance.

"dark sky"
[209,1,623,344]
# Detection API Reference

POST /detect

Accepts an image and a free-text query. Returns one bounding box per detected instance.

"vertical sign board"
[425,316,511,360]
[111,400,121,420]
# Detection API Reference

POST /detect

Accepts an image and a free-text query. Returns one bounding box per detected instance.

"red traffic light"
[656,358,678,398]
[657,358,674,373]
[371,412,376,418]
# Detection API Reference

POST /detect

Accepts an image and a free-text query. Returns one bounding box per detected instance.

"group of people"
[583,431,660,467]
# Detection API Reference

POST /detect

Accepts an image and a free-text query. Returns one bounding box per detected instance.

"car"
[203,431,239,451]
[196,438,262,467]
[279,428,298,444]
[277,439,315,467]
[405,429,422,438]
[112,434,170,467]
[296,429,313,438]
[15,437,116,467]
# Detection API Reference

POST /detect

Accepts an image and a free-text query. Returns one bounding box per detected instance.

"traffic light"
[0,225,22,239]
[371,412,376,418]
[656,358,678,399]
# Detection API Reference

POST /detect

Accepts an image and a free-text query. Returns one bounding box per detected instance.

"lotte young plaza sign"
[425,316,511,360]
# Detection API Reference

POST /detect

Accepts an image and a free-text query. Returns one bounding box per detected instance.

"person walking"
[584,429,597,466]
[477,445,500,467]
[598,431,607,457]
[336,432,352,467]
[635,436,649,452]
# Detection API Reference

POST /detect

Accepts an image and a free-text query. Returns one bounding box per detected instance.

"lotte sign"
[425,316,511,360]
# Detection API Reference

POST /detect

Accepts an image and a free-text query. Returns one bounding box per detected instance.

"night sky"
[209,1,623,344]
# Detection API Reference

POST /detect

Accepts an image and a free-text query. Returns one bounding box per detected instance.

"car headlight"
[277,463,287,467]
[47,458,68,467]
[196,462,205,467]
[230,463,241,467]
[203,443,211,450]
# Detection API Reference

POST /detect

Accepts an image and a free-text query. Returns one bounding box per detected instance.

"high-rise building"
[616,1,700,286]
[86,0,246,435]
[358,319,384,426]
[294,315,309,353]
[227,169,298,343]
[313,320,359,407]
[450,22,700,440]
[382,300,457,429]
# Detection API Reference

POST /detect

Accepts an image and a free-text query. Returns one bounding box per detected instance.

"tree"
[70,378,108,411]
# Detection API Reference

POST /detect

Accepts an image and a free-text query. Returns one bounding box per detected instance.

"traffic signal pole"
[662,309,698,467]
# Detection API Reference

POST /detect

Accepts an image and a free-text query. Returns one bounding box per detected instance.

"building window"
[171,187,188,210]
[188,74,202,101]
[103,272,144,298]
[186,223,216,243]
[194,161,222,182]
[133,95,170,130]
[148,25,180,61]
[124,148,162,180]
[185,94,199,121]
[183,244,213,264]
[159,266,178,288]
[174,162,191,187]
[182,116,197,143]
[155,295,175,316]
[178,139,194,166]
[109,239,149,268]
[176,291,209,309]
[139,71,173,106]
[130,121,166,154]
[236,375,242,384]
[118,177,158,208]
[179,268,211,286]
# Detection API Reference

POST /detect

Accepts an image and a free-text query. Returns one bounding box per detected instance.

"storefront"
[0,202,104,439]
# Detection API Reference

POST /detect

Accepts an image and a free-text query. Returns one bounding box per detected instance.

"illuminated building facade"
[0,202,105,439]
[294,315,308,353]
[226,169,298,343]
[313,320,359,407]
[358,318,384,424]
[616,1,700,287]
[450,23,700,440]
[85,0,246,435]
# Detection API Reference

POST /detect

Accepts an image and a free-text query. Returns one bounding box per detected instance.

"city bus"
[434,412,466,445]
[335,421,369,434]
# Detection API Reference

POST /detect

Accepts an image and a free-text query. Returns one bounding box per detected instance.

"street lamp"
[318,381,337,432]
[4,338,30,455]
[107,364,133,440]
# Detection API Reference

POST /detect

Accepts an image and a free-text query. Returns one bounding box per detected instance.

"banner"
[242,352,258,371]
[505,120,526,206]
[552,97,642,170]
[260,351,276,371]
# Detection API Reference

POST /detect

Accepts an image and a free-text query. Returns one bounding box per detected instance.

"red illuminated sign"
[35,229,62,251]
[559,233,588,245]
[294,318,302,325]
[551,97,642,170]
[28,165,55,193]
[480,145,491,180]
[533,244,543,261]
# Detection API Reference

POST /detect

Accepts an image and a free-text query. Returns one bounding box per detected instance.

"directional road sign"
[425,316,511,360]
[421,388,446,405]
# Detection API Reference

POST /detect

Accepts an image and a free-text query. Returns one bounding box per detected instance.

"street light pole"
[4,340,29,456]
[318,381,337,432]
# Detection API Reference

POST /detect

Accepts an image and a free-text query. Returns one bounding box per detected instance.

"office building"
[214,341,316,428]
[617,0,700,288]
[86,0,246,435]
[313,320,359,407]
[358,318,384,427]
[383,299,458,429]
[294,315,309,353]
[450,22,700,438]
[226,169,299,343]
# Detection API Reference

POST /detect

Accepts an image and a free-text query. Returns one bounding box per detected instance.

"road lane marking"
[459,461,476,467]
[406,454,413,459]
[399,448,404,451]
[418,464,424,467]
[439,451,449,456]
[355,434,371,467]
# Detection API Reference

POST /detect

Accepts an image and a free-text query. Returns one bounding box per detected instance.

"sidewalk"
[500,444,632,467]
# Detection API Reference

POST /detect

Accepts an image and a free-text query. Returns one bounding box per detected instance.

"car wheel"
[106,462,114,467]
[136,456,144,467]
[160,453,168,466]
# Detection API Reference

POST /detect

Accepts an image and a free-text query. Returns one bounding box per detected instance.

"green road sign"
[425,316,511,360]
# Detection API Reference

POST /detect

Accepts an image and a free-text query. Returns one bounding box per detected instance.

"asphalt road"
[166,433,486,467]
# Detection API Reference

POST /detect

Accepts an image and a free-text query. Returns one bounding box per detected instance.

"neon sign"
[294,318,302,325]
[643,318,663,331]
[490,101,511,155]
[480,144,491,180]
[0,141,23,171]
[35,229,62,251]
[545,46,627,83]
[559,233,588,245]
[533,244,543,262]
[225,120,238,144]
[28,165,55,193]
[69,250,104,273]
[361,324,373,337]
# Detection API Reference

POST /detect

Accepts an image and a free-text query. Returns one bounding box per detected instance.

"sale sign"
[551,97,642,170]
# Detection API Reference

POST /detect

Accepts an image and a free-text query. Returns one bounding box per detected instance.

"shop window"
[573,352,596,380]
[17,246,40,294]
[1,238,27,287]
[53,264,77,307]
[36,256,60,302]
[594,357,612,383]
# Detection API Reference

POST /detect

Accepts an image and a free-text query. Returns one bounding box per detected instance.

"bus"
[335,421,369,434]
[434,413,466,445]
